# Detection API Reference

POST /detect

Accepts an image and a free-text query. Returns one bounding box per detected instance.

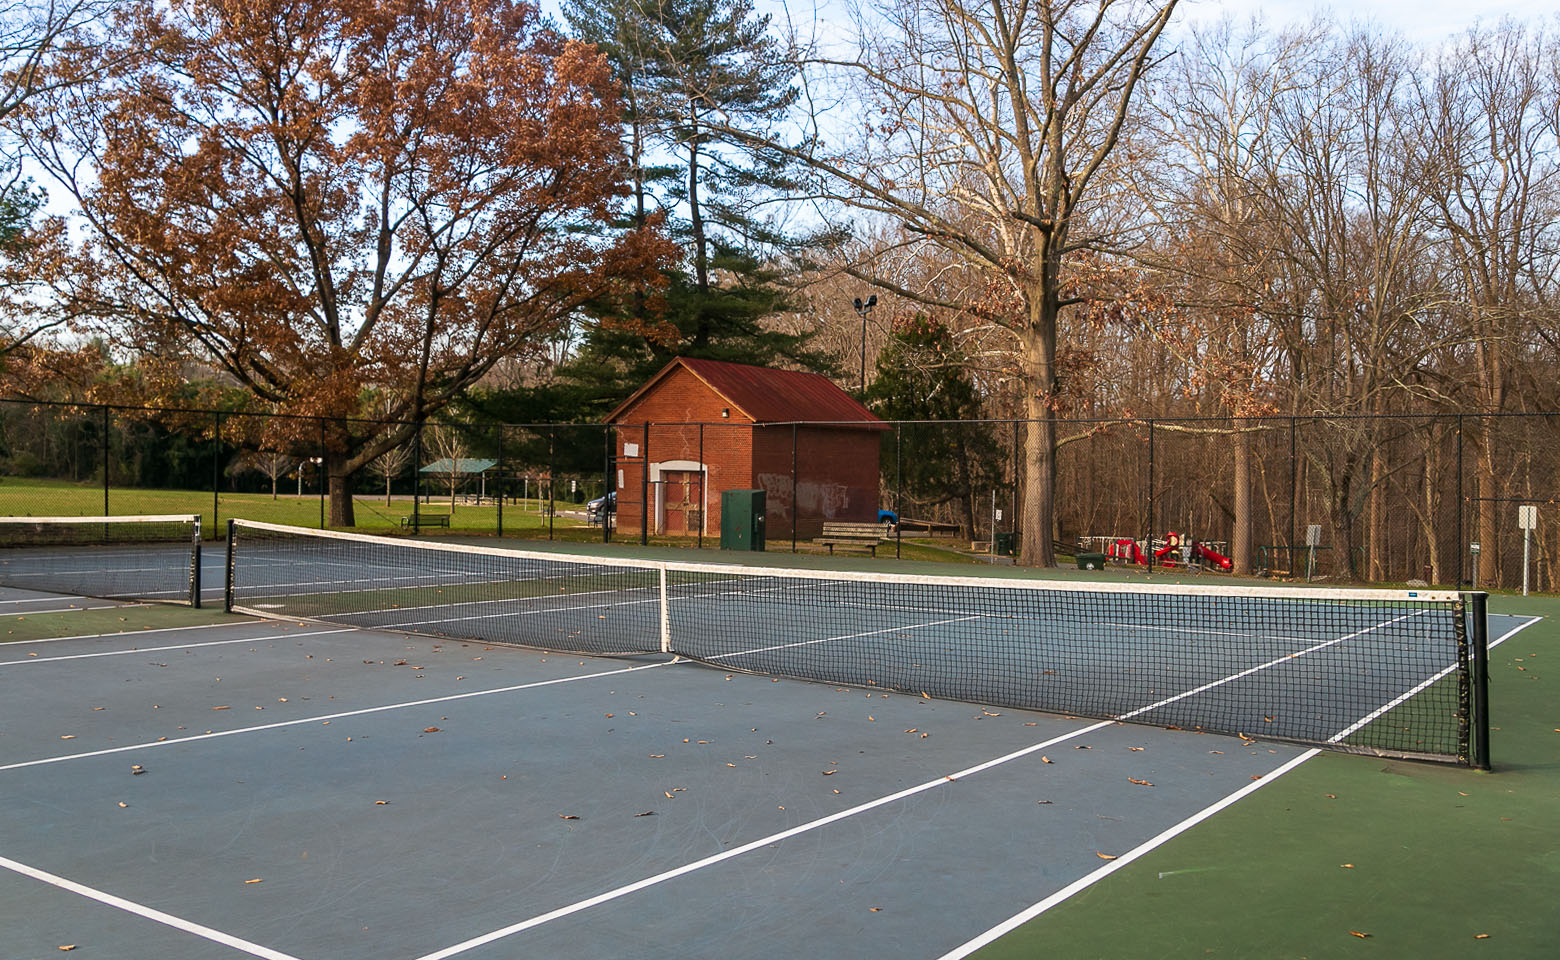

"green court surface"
[0,604,237,643]
[973,593,1558,960]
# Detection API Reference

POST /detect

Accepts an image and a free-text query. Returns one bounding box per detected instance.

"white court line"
[0,619,267,647]
[934,749,1321,960]
[936,613,1546,960]
[0,854,305,960]
[1327,614,1543,744]
[0,594,89,604]
[407,718,1121,960]
[0,628,355,667]
[0,659,674,773]
[403,606,1442,959]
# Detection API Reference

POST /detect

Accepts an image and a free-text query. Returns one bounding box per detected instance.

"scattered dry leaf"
[1096,851,1117,860]
[1041,756,1053,764]
[559,814,579,820]
[212,706,230,711]
[118,801,127,808]
[1128,778,1154,787]
[1129,747,1145,752]
[58,946,76,952]
[1341,864,1354,869]
[60,735,75,740]
[424,727,440,733]
[375,800,389,805]
[1348,931,1370,939]
[635,811,655,817]
[1474,933,1490,939]
[244,878,263,884]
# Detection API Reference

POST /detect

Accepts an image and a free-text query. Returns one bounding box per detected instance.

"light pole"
[852,294,876,393]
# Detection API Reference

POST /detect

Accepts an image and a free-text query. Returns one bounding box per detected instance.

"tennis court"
[0,518,1538,959]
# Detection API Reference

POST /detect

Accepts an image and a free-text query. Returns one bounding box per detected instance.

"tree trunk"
[1231,422,1253,575]
[1367,445,1385,580]
[328,457,355,527]
[1477,423,1498,587]
[1018,323,1057,567]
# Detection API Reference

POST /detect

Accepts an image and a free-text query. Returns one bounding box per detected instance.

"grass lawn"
[0,476,588,536]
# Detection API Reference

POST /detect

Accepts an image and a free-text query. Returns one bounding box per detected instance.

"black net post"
[1470,590,1490,770]
[223,518,236,612]
[190,517,202,608]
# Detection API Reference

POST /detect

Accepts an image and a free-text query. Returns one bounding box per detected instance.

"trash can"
[1076,552,1107,570]
[993,532,1015,557]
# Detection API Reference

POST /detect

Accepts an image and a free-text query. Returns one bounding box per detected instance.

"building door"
[662,470,702,535]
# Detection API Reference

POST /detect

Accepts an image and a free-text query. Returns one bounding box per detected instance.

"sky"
[1181,0,1556,44]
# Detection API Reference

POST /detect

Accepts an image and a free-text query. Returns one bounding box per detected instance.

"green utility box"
[993,532,1015,557]
[720,489,766,551]
[1077,552,1107,570]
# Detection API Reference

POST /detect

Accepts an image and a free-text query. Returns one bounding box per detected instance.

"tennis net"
[225,519,1489,766]
[0,514,202,606]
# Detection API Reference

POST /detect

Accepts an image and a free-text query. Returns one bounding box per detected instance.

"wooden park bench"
[400,513,451,529]
[814,521,890,556]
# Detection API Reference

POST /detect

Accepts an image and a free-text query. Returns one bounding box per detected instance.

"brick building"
[604,357,888,539]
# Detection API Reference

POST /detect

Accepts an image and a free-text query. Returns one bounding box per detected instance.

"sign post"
[1470,542,1481,592]
[1519,505,1538,597]
[1305,524,1322,582]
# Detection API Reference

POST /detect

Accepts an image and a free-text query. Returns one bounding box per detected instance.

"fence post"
[1145,419,1155,576]
[1455,414,1465,587]
[547,427,555,541]
[1010,419,1019,548]
[212,411,222,532]
[697,422,705,549]
[791,423,798,553]
[318,417,326,529]
[641,421,650,546]
[1289,416,1299,574]
[412,422,422,533]
[102,405,110,515]
[496,426,505,538]
[603,425,612,544]
[895,423,902,560]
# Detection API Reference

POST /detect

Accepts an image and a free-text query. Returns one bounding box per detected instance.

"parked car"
[587,490,616,524]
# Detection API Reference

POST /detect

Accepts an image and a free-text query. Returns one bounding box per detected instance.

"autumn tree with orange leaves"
[25,0,669,525]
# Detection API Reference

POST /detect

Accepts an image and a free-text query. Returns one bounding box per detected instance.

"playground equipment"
[1084,532,1233,571]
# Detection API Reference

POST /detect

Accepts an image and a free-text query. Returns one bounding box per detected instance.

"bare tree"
[234,449,296,500]
[366,441,414,506]
[740,0,1180,565]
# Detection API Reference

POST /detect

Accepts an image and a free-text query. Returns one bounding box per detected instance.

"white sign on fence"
[1305,524,1322,547]
[1518,505,1538,530]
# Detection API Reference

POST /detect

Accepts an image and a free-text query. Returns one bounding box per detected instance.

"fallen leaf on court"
[665,791,674,798]
[1209,751,1223,755]
[213,706,230,711]
[1129,747,1145,752]
[374,801,389,805]
[1326,794,1337,799]
[920,732,929,738]
[821,769,835,775]
[869,907,881,912]
[278,698,287,703]
[1075,745,1091,750]
[1348,930,1370,938]
[833,789,841,794]
[605,714,613,718]
[1024,722,1037,726]
[867,716,875,722]
[424,727,440,733]
[118,801,128,808]
[58,945,76,951]
[697,740,709,744]
[1041,756,1053,764]
[244,878,263,884]
[558,814,579,820]
[921,691,931,699]
[1096,852,1117,860]
[1128,778,1154,787]
[635,811,655,817]
[904,729,917,734]
[1341,864,1354,869]
[649,754,665,759]
[1238,733,1254,741]
[93,707,104,712]
[983,710,1000,717]
[1250,775,1262,781]
[745,756,756,760]
[1459,792,1469,797]
[1475,933,1490,939]
[60,735,74,740]
[727,763,736,767]
[1037,800,1053,804]
[394,660,407,666]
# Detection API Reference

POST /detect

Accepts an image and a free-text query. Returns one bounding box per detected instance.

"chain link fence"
[2,398,1554,589]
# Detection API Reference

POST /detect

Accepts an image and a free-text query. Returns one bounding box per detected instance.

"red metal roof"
[606,357,886,427]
